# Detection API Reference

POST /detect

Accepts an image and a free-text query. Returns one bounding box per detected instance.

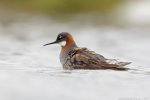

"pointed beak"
[43,41,58,46]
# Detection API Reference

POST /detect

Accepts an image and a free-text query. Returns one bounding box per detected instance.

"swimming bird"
[44,32,131,70]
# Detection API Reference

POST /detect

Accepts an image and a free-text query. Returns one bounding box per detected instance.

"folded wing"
[67,47,130,70]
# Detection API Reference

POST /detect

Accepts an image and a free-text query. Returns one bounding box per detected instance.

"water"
[0,15,150,100]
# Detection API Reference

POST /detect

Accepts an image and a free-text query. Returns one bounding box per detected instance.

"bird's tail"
[117,62,131,67]
[106,59,131,70]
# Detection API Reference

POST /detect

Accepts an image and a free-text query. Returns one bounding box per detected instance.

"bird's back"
[63,47,130,70]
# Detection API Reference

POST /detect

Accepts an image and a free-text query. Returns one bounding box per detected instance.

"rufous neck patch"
[61,34,73,52]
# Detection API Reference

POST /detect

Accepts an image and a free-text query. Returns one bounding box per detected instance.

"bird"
[44,32,131,70]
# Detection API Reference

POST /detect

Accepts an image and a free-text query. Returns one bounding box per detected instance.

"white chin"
[59,41,66,47]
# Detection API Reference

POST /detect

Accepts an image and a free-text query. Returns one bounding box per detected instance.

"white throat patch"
[59,41,66,47]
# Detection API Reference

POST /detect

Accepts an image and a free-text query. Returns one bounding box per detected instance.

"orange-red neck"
[61,34,73,52]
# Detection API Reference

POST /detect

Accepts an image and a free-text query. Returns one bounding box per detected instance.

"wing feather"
[67,47,130,70]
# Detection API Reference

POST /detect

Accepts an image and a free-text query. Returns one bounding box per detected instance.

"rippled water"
[0,15,150,100]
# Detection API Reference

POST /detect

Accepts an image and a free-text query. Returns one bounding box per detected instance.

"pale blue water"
[0,15,150,100]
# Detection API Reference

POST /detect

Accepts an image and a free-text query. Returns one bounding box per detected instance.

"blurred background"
[0,0,150,39]
[0,0,150,100]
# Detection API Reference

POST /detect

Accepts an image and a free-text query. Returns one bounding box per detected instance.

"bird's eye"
[59,36,63,39]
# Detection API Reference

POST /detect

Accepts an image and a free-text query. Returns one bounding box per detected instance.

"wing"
[67,47,130,70]
[67,47,108,69]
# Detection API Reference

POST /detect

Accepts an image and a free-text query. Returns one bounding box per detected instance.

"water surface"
[0,15,150,100]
